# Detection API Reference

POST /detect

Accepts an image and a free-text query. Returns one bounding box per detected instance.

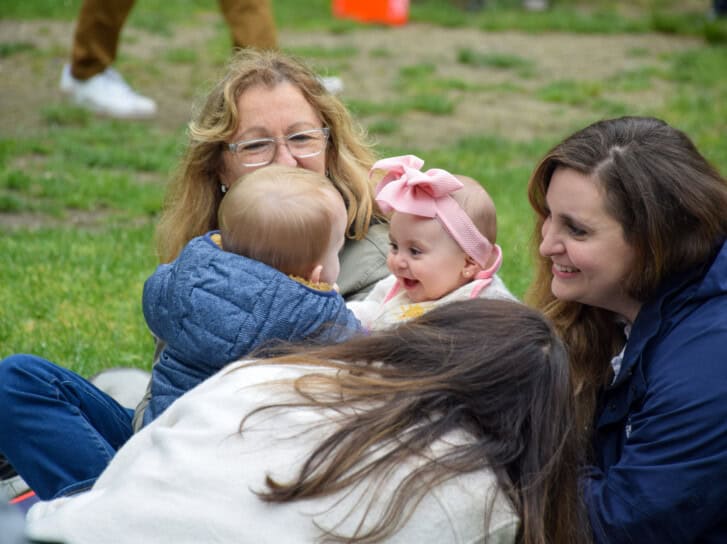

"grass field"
[1,0,726,376]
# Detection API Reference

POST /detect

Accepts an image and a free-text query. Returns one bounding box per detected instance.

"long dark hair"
[239,299,589,543]
[527,116,727,430]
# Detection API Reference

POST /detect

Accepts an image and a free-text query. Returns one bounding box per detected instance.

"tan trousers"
[70,0,277,80]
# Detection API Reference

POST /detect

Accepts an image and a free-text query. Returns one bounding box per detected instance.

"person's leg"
[62,0,156,118]
[0,355,134,500]
[220,0,344,94]
[70,0,136,80]
[218,0,278,50]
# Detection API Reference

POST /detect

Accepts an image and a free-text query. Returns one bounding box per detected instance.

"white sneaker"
[319,76,344,95]
[523,0,548,11]
[0,474,30,502]
[60,64,157,119]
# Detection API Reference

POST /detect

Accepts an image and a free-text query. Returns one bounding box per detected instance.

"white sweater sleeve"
[346,274,397,329]
[26,360,518,544]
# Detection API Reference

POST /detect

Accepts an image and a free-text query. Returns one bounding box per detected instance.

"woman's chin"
[550,279,579,303]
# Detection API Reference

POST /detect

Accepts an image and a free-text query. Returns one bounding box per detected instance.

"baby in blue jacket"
[141,165,362,426]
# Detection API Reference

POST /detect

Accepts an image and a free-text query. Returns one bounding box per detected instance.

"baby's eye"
[388,242,398,252]
[409,247,422,256]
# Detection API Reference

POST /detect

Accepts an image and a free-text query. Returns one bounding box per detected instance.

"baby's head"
[371,155,501,303]
[451,174,497,249]
[218,165,347,285]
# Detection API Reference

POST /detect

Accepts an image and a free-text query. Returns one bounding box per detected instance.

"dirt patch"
[0,16,702,230]
[1,16,701,148]
[306,25,700,148]
[1,209,150,230]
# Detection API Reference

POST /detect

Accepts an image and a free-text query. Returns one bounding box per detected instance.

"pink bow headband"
[371,154,501,270]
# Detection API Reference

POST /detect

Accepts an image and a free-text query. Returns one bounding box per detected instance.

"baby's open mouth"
[401,278,419,288]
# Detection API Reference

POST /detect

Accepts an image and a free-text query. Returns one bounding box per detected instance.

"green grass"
[287,45,359,60]
[1,226,158,373]
[0,41,35,57]
[367,118,400,136]
[409,0,727,40]
[1,0,726,377]
[457,48,537,77]
[536,79,605,105]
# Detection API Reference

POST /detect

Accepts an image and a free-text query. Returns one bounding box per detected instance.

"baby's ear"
[308,264,323,284]
[462,256,481,280]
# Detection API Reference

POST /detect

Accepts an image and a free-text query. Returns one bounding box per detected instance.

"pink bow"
[371,154,499,270]
[372,154,464,218]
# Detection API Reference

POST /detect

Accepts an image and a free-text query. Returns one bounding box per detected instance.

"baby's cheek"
[385,253,396,272]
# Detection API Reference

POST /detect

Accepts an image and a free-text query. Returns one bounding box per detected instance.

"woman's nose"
[271,141,298,167]
[539,218,560,257]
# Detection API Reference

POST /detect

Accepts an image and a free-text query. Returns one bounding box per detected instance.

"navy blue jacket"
[142,232,362,426]
[586,239,727,543]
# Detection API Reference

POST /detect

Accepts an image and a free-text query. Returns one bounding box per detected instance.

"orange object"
[332,0,409,26]
[9,489,36,504]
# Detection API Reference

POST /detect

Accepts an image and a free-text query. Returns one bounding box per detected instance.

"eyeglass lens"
[230,128,328,166]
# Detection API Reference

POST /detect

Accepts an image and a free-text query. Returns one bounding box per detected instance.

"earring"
[220,184,227,194]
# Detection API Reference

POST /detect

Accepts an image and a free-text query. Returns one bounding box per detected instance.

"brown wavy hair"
[239,299,590,543]
[526,116,727,430]
[155,49,380,263]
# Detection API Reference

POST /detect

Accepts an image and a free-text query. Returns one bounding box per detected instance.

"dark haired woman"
[528,116,727,542]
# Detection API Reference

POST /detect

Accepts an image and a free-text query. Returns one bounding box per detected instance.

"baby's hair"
[452,175,497,245]
[218,165,343,278]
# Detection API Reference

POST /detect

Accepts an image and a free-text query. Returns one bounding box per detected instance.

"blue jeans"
[0,354,134,500]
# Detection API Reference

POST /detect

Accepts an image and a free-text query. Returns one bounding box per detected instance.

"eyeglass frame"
[226,127,331,167]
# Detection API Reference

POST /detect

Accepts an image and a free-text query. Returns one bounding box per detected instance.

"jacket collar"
[611,239,727,387]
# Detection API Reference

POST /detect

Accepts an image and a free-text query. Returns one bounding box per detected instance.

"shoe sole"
[61,94,157,120]
[0,475,30,502]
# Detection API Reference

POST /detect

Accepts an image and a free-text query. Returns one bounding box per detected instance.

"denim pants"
[0,354,134,500]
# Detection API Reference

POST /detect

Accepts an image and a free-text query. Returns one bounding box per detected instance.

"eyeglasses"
[227,128,330,167]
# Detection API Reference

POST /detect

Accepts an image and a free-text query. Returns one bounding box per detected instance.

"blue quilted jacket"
[142,232,362,426]
[586,238,727,543]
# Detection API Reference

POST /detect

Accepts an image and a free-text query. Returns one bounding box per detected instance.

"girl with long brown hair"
[27,299,589,544]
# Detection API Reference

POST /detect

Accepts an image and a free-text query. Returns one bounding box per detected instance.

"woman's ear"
[462,256,481,280]
[308,264,323,284]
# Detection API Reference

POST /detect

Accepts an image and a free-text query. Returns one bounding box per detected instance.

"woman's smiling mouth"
[552,263,579,277]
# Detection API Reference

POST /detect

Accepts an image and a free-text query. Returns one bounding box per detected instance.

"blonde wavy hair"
[155,49,380,263]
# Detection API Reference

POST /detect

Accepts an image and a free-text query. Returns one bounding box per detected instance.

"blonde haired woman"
[0,49,389,502]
